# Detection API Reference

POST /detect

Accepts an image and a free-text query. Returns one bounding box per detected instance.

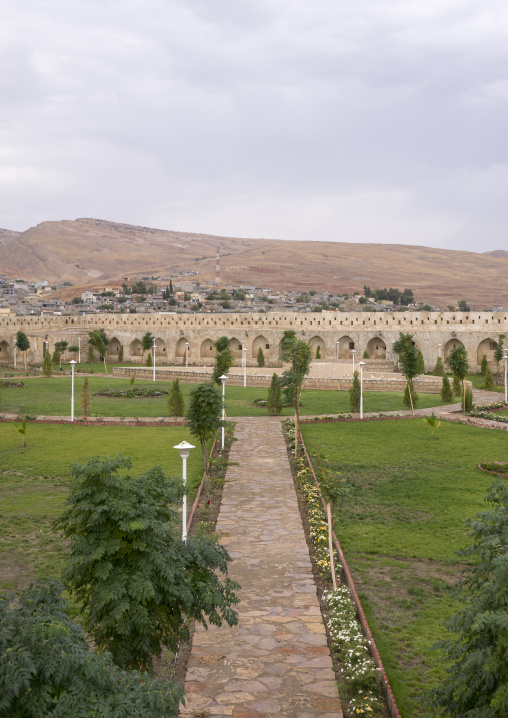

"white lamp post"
[174,441,195,542]
[152,337,156,381]
[438,343,442,359]
[352,349,356,374]
[359,360,365,419]
[504,353,508,404]
[185,342,189,368]
[70,360,77,421]
[78,337,81,364]
[336,341,339,361]
[243,348,247,387]
[220,374,227,448]
[13,339,17,369]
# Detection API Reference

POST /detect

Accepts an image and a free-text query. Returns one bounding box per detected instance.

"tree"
[212,337,233,385]
[42,350,53,377]
[392,333,420,416]
[423,412,440,439]
[146,351,153,367]
[87,341,95,363]
[480,354,488,375]
[315,345,321,359]
[169,278,173,294]
[416,349,425,374]
[88,329,109,372]
[52,347,61,366]
[71,296,84,304]
[141,331,154,363]
[54,341,68,368]
[186,383,223,496]
[12,420,27,448]
[432,356,446,376]
[452,374,462,397]
[457,299,471,312]
[257,347,265,367]
[118,343,124,362]
[423,478,508,717]
[0,579,183,717]
[362,350,369,359]
[465,387,474,411]
[349,370,361,412]
[54,457,239,673]
[280,339,311,456]
[494,334,506,375]
[80,377,91,416]
[267,373,282,415]
[16,330,30,370]
[485,364,495,389]
[168,378,184,418]
[446,345,470,411]
[441,375,453,402]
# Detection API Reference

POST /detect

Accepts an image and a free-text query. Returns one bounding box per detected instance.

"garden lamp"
[359,360,365,419]
[220,374,227,448]
[70,360,77,421]
[174,441,195,541]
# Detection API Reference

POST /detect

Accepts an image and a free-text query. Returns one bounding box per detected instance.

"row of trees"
[363,285,415,306]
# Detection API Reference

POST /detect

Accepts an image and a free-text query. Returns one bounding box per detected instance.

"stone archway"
[366,337,386,359]
[477,337,498,367]
[154,337,166,361]
[200,338,215,358]
[107,337,122,358]
[0,340,11,363]
[129,339,142,358]
[308,335,325,359]
[252,335,269,359]
[229,337,243,358]
[176,337,190,358]
[444,338,464,361]
[338,335,355,359]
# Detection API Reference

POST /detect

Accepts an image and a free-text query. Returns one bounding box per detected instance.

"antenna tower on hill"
[215,246,221,287]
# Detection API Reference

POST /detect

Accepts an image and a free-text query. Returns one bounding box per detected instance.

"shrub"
[349,370,361,412]
[362,350,369,359]
[452,374,462,397]
[80,377,91,416]
[480,354,488,375]
[42,351,53,378]
[484,364,494,389]
[441,375,453,402]
[267,373,282,415]
[464,387,474,412]
[315,345,321,359]
[257,347,265,367]
[146,352,153,367]
[167,378,184,418]
[118,344,124,362]
[432,356,446,377]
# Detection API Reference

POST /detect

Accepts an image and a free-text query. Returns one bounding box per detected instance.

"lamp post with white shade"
[438,343,442,359]
[336,341,339,361]
[352,349,356,374]
[504,353,508,404]
[220,374,227,448]
[174,441,195,542]
[185,342,189,368]
[70,360,77,421]
[359,360,365,419]
[243,348,247,387]
[13,339,17,369]
[78,337,81,364]
[152,337,156,381]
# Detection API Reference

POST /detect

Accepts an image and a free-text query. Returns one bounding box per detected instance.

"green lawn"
[0,376,451,418]
[300,418,507,717]
[0,424,204,593]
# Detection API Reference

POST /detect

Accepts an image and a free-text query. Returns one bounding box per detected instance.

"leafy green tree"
[12,420,27,448]
[392,332,420,415]
[168,378,185,418]
[446,345,470,411]
[423,478,508,717]
[54,340,68,368]
[403,381,419,409]
[432,356,446,376]
[494,334,506,375]
[257,347,265,367]
[141,331,154,363]
[212,337,233,385]
[484,364,495,390]
[42,350,53,377]
[0,579,183,717]
[457,299,471,312]
[51,347,61,366]
[88,329,109,372]
[54,456,239,672]
[186,383,223,495]
[80,377,91,416]
[280,339,311,456]
[441,375,453,402]
[480,354,488,375]
[71,296,84,304]
[349,370,361,412]
[16,330,30,370]
[452,374,462,397]
[267,373,282,415]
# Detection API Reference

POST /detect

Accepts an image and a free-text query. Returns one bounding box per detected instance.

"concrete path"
[179,416,342,718]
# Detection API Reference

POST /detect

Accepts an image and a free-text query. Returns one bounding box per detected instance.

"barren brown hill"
[1,217,507,308]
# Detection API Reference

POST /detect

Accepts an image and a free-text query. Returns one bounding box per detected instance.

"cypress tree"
[416,350,425,374]
[432,356,445,376]
[87,343,95,363]
[452,374,462,397]
[168,378,184,418]
[267,373,282,415]
[80,377,91,416]
[441,375,453,402]
[52,348,61,366]
[118,344,124,362]
[484,364,494,390]
[362,350,369,359]
[146,352,153,367]
[349,370,361,412]
[257,347,265,367]
[315,345,321,359]
[480,354,488,375]
[465,387,474,412]
[42,351,53,377]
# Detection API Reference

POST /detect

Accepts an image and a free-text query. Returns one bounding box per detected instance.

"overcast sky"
[1,0,507,252]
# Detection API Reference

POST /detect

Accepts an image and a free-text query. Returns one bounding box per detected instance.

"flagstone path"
[179,416,343,718]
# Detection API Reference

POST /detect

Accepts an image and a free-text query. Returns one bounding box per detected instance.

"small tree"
[257,347,265,367]
[267,373,282,415]
[12,420,27,448]
[432,356,445,376]
[80,377,91,416]
[484,364,494,389]
[392,333,420,416]
[349,370,361,412]
[146,352,153,367]
[212,337,233,385]
[494,334,506,375]
[88,329,109,372]
[118,344,124,362]
[168,378,185,418]
[87,342,95,363]
[16,330,30,370]
[315,345,321,359]
[465,386,473,411]
[457,299,470,312]
[280,339,311,456]
[42,350,53,377]
[446,345,470,411]
[362,350,369,359]
[441,375,453,402]
[186,383,223,497]
[416,349,425,374]
[423,412,440,439]
[52,347,61,366]
[423,478,508,717]
[141,331,154,363]
[480,353,488,375]
[54,456,239,673]
[0,579,183,717]
[54,340,68,368]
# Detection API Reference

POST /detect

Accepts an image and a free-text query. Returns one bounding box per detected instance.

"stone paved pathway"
[179,416,342,718]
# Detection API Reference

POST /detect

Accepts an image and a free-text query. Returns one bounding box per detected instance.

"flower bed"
[478,461,508,477]
[93,387,168,398]
[468,410,508,424]
[0,381,26,388]
[472,400,507,412]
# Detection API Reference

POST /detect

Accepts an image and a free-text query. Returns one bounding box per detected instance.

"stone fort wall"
[1,310,507,371]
